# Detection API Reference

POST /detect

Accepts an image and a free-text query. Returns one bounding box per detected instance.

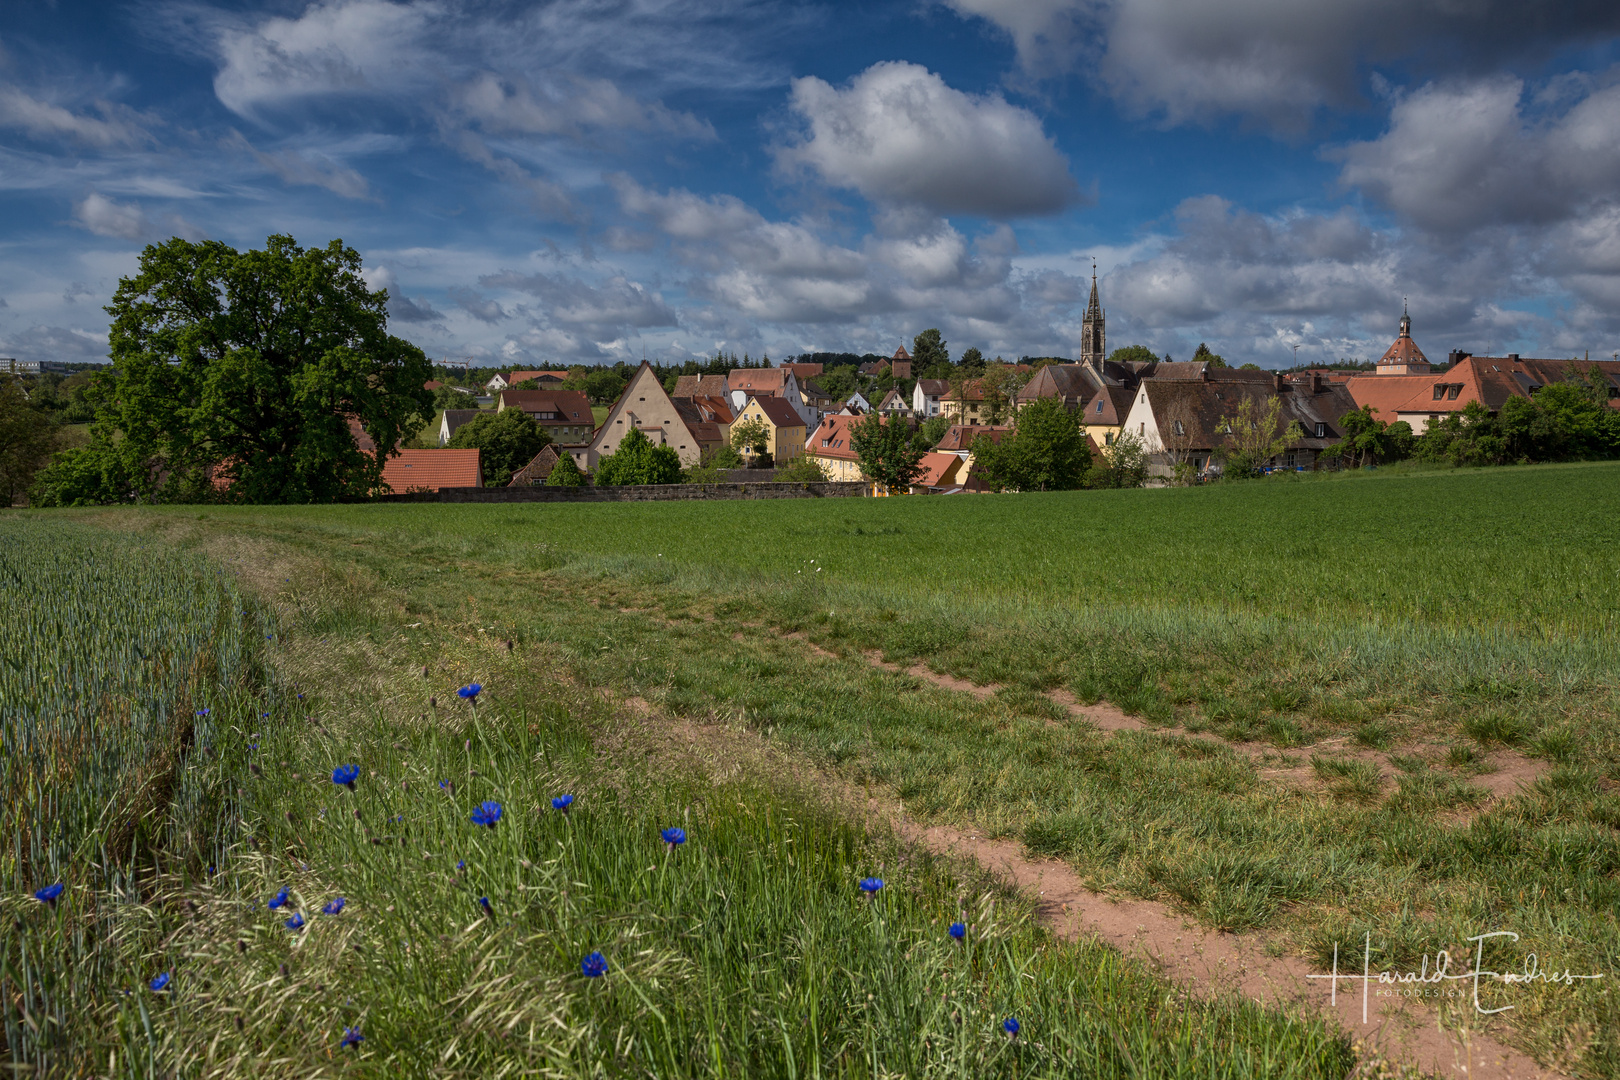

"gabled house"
[670,395,734,457]
[588,360,709,470]
[496,389,595,446]
[1120,373,1360,477]
[439,408,481,445]
[912,378,949,417]
[727,368,811,426]
[381,448,481,492]
[798,379,839,422]
[910,450,963,493]
[508,444,561,486]
[734,395,807,464]
[805,414,864,481]
[1080,387,1135,448]
[1346,352,1620,434]
[876,387,912,416]
[845,390,873,414]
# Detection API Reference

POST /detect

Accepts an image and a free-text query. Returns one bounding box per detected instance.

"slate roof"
[1139,380,1359,452]
[440,408,481,441]
[508,444,561,486]
[381,448,481,492]
[1081,386,1134,426]
[915,378,950,398]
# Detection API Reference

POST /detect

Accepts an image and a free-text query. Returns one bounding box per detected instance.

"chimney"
[1447,349,1470,366]
[1274,372,1287,393]
[1311,372,1324,394]
[1507,353,1520,361]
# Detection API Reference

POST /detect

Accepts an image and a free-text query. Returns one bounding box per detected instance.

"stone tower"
[1080,262,1106,371]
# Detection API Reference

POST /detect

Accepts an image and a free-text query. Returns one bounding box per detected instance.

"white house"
[912,379,948,417]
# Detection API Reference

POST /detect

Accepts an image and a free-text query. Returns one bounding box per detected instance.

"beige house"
[734,395,806,464]
[805,414,864,481]
[587,361,708,470]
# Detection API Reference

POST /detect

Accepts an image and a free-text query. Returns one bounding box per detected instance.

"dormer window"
[1095,400,1103,414]
[1172,420,1185,436]
[1447,385,1460,400]
[1433,385,1446,400]
[1314,422,1327,437]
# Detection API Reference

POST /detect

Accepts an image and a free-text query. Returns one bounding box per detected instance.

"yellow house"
[806,414,864,480]
[734,396,806,464]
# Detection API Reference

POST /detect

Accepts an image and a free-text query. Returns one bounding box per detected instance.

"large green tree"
[446,409,553,486]
[912,329,950,378]
[974,397,1092,491]
[45,235,432,504]
[849,412,923,492]
[1107,344,1161,366]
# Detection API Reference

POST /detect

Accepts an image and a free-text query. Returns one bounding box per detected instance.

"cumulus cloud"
[946,0,1620,131]
[73,193,149,239]
[778,62,1080,217]
[0,85,154,148]
[1334,75,1620,234]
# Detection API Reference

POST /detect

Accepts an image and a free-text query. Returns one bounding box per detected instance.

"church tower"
[1377,299,1431,375]
[1080,262,1106,371]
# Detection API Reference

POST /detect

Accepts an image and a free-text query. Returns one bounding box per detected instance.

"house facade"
[438,408,481,445]
[588,361,708,470]
[727,368,811,426]
[496,389,595,446]
[734,395,806,464]
[912,378,948,417]
[805,414,865,481]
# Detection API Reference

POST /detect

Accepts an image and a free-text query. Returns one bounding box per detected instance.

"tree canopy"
[973,397,1092,491]
[0,378,60,506]
[849,412,923,491]
[446,409,552,486]
[34,234,431,505]
[595,428,682,485]
[1107,345,1161,366]
[1192,343,1228,369]
[911,329,950,377]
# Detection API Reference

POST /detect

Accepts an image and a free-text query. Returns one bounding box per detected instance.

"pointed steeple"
[1080,258,1106,370]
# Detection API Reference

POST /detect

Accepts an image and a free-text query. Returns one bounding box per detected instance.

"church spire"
[1081,258,1106,370]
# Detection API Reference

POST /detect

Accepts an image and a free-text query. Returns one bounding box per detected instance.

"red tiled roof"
[382,449,481,492]
[892,345,910,361]
[672,374,730,398]
[781,362,823,380]
[751,395,804,428]
[916,451,958,487]
[807,414,861,461]
[424,380,443,392]
[1379,332,1429,369]
[498,390,593,424]
[506,370,566,386]
[728,369,789,392]
[934,424,1010,453]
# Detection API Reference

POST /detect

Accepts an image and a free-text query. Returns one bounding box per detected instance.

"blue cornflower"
[1003,1017,1020,1036]
[948,922,966,941]
[340,1026,363,1049]
[262,712,270,718]
[33,883,64,905]
[322,898,346,915]
[470,801,502,828]
[438,779,451,792]
[195,708,209,717]
[477,896,492,915]
[332,764,360,790]
[580,951,608,978]
[267,887,290,910]
[457,683,482,701]
[858,877,883,896]
[551,794,574,813]
[149,972,171,992]
[457,860,466,871]
[661,827,686,850]
[284,912,306,932]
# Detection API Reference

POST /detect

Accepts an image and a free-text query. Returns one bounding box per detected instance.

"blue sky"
[3,0,1620,368]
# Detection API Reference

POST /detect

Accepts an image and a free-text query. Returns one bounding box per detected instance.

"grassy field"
[0,516,1361,1077]
[16,459,1620,1076]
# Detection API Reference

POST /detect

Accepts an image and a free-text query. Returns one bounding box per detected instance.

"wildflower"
[478,896,492,915]
[457,683,482,701]
[1003,1017,1020,1037]
[438,779,452,792]
[262,712,270,718]
[551,794,574,813]
[340,1026,363,1049]
[149,973,171,992]
[470,801,502,828]
[580,951,608,978]
[858,877,883,896]
[948,922,966,941]
[267,887,290,910]
[297,693,304,700]
[661,827,686,851]
[322,898,346,915]
[33,883,64,906]
[285,912,306,932]
[332,764,360,790]
[457,860,466,871]
[195,708,210,717]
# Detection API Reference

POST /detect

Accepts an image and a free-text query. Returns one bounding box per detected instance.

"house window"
[1433,385,1446,400]
[1173,420,1185,436]
[1105,432,1114,446]
[1446,385,1461,400]
[1314,422,1326,437]
[1139,422,1145,435]
[1096,400,1103,413]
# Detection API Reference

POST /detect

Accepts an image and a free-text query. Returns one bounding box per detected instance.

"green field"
[12,460,1620,1076]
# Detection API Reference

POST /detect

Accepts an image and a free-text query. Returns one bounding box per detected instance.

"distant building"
[1079,266,1106,371]
[496,389,595,446]
[1376,305,1431,375]
[438,409,481,445]
[805,414,864,481]
[1347,353,1620,434]
[734,395,807,464]
[381,448,482,492]
[588,361,712,470]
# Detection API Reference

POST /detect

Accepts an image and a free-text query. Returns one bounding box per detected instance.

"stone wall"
[381,481,868,504]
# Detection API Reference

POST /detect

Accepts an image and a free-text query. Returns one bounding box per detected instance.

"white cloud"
[72,193,149,240]
[449,73,712,141]
[945,0,1620,132]
[227,131,374,200]
[0,85,154,148]
[1334,75,1620,234]
[778,62,1080,217]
